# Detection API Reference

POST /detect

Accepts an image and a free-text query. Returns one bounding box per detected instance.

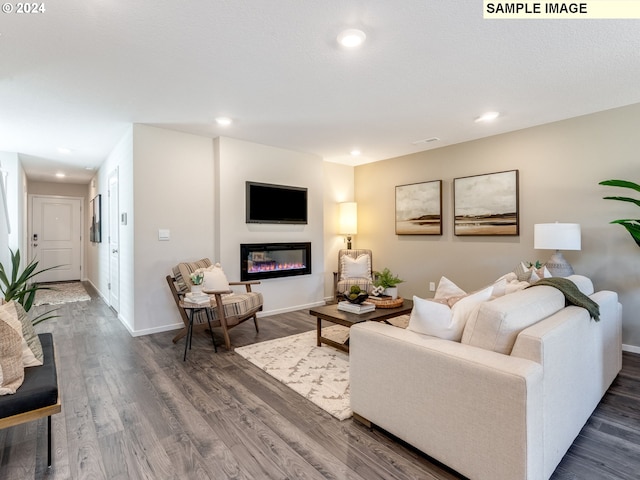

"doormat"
[33,281,91,306]
[235,327,352,420]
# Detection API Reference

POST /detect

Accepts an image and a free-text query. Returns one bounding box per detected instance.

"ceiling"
[1,2,639,184]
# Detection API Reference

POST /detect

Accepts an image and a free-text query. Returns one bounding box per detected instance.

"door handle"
[33,243,38,248]
[112,249,118,254]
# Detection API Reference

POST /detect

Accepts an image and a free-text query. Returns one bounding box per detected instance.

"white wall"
[323,162,355,299]
[132,124,215,334]
[355,103,640,350]
[87,127,344,335]
[216,137,326,313]
[87,126,135,331]
[0,152,26,267]
[0,153,14,268]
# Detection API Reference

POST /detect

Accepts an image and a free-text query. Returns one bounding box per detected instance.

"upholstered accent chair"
[334,249,374,300]
[167,258,263,351]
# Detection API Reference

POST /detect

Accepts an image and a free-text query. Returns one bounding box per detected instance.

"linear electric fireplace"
[240,242,311,281]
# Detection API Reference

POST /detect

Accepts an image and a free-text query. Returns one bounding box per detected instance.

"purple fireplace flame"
[241,242,311,281]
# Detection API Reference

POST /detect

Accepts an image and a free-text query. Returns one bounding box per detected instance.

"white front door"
[108,170,120,311]
[30,195,82,282]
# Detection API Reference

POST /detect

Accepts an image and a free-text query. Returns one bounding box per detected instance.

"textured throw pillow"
[201,263,230,292]
[0,301,26,395]
[174,258,213,293]
[514,262,533,282]
[408,286,493,341]
[15,301,43,367]
[514,262,552,283]
[341,254,372,280]
[433,276,467,300]
[496,272,530,294]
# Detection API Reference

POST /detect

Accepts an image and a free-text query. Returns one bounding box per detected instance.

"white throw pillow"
[490,277,508,298]
[408,296,453,338]
[408,285,493,341]
[340,254,371,280]
[202,263,230,292]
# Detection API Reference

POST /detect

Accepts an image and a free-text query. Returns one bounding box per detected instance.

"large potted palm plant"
[599,179,640,247]
[0,248,58,325]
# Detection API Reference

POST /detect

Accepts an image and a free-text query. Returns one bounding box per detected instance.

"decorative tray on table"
[367,296,404,308]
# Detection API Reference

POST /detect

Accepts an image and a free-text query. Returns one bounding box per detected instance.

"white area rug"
[235,326,352,420]
[34,282,91,306]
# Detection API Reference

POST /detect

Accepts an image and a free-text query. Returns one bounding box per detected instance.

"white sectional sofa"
[349,275,622,480]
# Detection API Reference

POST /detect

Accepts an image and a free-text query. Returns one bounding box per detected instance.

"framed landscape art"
[395,180,442,235]
[453,170,519,236]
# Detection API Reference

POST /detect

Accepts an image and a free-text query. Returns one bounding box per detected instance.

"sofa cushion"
[0,301,25,395]
[408,286,493,341]
[210,292,264,325]
[565,274,594,296]
[461,285,565,354]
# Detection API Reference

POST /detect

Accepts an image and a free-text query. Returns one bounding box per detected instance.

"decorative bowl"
[344,292,369,304]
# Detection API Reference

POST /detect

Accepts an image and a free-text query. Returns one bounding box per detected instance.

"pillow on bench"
[0,304,24,395]
[0,333,58,415]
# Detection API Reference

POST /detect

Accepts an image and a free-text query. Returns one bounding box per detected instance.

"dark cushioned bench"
[0,333,60,467]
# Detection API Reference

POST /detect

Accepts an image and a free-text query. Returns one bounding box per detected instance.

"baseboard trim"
[258,300,326,318]
[622,344,640,354]
[127,322,183,338]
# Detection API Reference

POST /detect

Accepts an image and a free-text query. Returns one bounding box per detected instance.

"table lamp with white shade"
[339,202,358,250]
[534,223,581,277]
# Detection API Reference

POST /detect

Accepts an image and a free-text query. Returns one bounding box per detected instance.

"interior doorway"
[29,195,83,282]
[108,169,120,312]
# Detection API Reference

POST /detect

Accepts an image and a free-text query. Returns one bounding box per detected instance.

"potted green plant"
[373,267,404,299]
[599,179,640,247]
[0,248,59,325]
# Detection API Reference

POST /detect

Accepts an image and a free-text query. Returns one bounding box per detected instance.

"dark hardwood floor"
[1,285,639,479]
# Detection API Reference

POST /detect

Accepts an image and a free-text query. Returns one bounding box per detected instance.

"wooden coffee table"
[309,299,413,353]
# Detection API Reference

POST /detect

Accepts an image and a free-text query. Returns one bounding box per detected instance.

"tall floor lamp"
[339,202,358,249]
[534,223,581,277]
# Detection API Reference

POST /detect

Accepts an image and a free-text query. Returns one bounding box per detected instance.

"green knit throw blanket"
[528,277,600,322]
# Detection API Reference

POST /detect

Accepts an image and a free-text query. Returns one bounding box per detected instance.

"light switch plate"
[158,229,170,241]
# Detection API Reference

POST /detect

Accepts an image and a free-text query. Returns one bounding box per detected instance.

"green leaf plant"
[373,268,405,288]
[0,248,60,325]
[599,179,640,248]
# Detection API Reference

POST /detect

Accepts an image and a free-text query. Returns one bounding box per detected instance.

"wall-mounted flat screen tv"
[246,181,308,224]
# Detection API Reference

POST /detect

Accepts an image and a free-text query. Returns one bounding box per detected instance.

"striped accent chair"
[167,258,263,351]
[334,249,374,300]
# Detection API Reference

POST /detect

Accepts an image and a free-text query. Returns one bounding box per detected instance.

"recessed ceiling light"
[337,29,366,48]
[350,149,361,156]
[215,117,232,126]
[85,166,94,170]
[57,147,71,154]
[411,137,440,145]
[55,172,66,178]
[475,111,500,123]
